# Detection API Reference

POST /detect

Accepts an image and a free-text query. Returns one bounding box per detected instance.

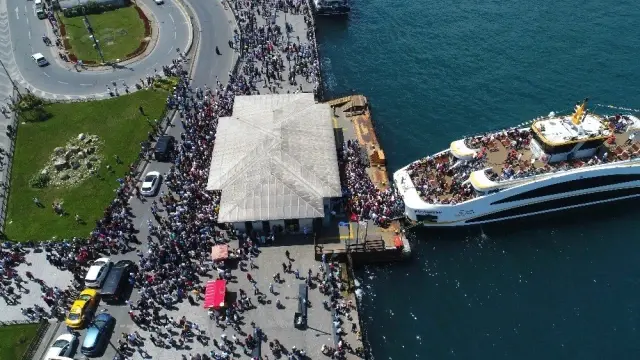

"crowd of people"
[231,0,321,95]
[341,140,404,227]
[406,153,478,205]
[1,0,380,358]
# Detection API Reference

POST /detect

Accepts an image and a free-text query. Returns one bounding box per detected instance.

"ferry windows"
[467,186,640,223]
[416,214,438,223]
[490,174,640,205]
[532,132,577,154]
[578,140,604,150]
[548,143,576,154]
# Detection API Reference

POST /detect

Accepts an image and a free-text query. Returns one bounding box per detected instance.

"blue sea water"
[316,0,640,359]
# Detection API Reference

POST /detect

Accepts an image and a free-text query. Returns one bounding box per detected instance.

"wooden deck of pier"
[315,95,411,265]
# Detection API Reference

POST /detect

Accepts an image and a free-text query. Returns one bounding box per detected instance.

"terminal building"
[206,93,341,234]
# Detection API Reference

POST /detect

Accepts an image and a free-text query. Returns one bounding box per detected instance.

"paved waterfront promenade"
[4,2,364,360]
[232,0,319,94]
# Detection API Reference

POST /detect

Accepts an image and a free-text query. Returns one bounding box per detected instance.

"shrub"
[63,38,72,50]
[59,22,67,36]
[63,2,119,17]
[68,53,78,62]
[29,173,51,189]
[153,77,179,91]
[126,41,147,58]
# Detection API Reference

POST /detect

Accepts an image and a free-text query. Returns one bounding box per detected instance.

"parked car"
[84,257,112,288]
[114,259,138,274]
[64,288,99,329]
[154,135,175,161]
[100,263,131,303]
[44,334,78,360]
[140,171,161,196]
[81,313,115,357]
[31,53,48,66]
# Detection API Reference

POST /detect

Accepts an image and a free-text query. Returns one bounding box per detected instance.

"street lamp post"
[78,1,106,63]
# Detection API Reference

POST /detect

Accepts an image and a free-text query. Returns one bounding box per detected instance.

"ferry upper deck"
[399,101,640,207]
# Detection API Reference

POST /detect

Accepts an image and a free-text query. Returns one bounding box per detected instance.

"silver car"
[84,257,112,288]
[44,334,78,360]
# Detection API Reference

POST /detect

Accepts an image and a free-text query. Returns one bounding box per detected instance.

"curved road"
[186,0,234,87]
[2,0,190,100]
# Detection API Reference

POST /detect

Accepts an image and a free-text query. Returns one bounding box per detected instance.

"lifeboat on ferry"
[450,139,478,160]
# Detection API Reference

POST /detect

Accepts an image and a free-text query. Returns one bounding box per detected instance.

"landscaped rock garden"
[30,134,103,188]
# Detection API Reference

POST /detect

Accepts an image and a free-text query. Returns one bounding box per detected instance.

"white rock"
[54,158,68,171]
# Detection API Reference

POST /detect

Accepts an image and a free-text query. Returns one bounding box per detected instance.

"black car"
[154,135,175,162]
[100,260,137,303]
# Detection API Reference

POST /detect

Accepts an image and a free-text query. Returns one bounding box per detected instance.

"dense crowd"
[2,1,378,358]
[407,153,477,204]
[232,0,320,95]
[341,140,404,227]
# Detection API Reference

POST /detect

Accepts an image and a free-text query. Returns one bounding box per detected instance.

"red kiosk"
[204,279,227,310]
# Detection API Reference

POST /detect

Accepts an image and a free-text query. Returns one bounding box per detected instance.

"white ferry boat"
[393,99,640,226]
[313,0,350,16]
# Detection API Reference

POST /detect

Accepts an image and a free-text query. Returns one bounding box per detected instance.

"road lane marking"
[80,83,92,86]
[58,80,68,84]
[32,4,37,17]
[28,31,31,39]
[43,72,50,77]
[14,7,19,20]
[169,14,175,24]
[174,31,177,39]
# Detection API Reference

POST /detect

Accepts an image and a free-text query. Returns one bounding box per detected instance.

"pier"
[315,94,412,266]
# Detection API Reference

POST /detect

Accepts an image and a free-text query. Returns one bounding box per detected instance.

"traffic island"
[4,90,168,241]
[57,4,151,65]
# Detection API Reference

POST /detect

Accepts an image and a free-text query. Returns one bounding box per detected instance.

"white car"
[31,53,48,67]
[84,257,112,288]
[141,171,161,196]
[44,333,78,360]
[154,0,163,4]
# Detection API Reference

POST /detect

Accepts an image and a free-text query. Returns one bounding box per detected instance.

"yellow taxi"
[64,288,99,329]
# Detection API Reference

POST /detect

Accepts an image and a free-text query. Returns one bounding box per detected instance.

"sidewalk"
[30,320,61,360]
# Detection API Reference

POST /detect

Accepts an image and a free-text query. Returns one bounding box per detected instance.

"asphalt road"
[36,2,238,357]
[186,0,235,88]
[3,0,190,100]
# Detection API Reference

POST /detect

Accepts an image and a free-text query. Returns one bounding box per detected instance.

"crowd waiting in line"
[341,140,404,227]
[232,0,321,95]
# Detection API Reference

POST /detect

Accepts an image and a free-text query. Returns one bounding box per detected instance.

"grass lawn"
[5,90,168,241]
[61,6,146,62]
[0,323,40,360]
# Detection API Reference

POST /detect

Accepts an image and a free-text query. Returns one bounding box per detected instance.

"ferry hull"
[394,162,640,227]
[315,7,350,15]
